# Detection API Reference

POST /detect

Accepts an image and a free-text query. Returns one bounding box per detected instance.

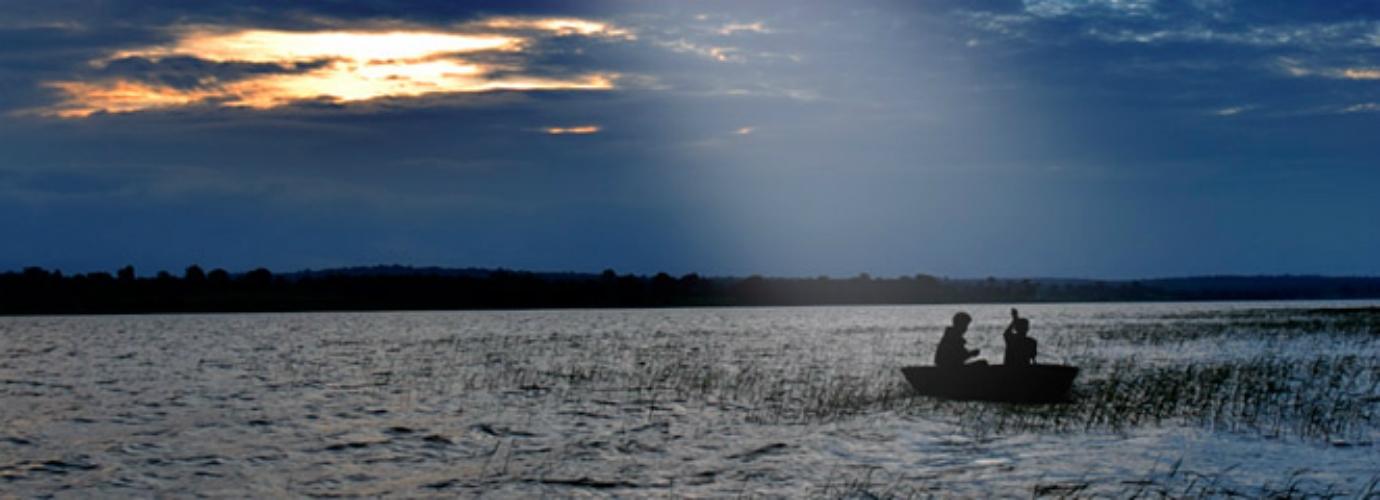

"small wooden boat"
[900,364,1079,403]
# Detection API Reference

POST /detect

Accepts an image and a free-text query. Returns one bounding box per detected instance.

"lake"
[2,302,1377,498]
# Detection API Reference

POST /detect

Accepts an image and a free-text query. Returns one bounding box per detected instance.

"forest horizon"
[5,264,1380,315]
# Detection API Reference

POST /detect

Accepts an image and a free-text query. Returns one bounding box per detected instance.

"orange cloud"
[43,81,219,118]
[110,29,521,63]
[1338,68,1380,80]
[475,17,635,39]
[542,126,601,134]
[39,22,623,118]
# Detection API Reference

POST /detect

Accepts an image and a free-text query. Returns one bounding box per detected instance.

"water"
[1,302,1377,498]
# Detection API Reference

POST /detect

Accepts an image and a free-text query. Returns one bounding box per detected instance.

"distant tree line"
[3,265,1380,315]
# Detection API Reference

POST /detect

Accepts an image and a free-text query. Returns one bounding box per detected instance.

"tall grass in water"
[308,307,1376,498]
[812,463,1380,499]
[950,353,1379,443]
[418,307,1377,444]
[738,314,1378,443]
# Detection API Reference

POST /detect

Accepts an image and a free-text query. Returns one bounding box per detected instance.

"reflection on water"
[1,302,1377,497]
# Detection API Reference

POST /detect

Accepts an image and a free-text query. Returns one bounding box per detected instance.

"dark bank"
[5,264,1380,315]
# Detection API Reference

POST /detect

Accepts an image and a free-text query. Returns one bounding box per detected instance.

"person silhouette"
[935,311,985,367]
[1002,308,1038,366]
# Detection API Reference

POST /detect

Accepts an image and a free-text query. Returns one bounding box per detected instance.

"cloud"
[1337,68,1380,80]
[110,28,521,63]
[469,17,635,39]
[541,125,600,134]
[1341,102,1380,113]
[957,0,1380,51]
[1022,0,1158,19]
[32,18,631,118]
[1091,21,1380,49]
[641,14,784,65]
[717,22,770,36]
[1213,105,1255,116]
[1276,58,1380,81]
[656,38,748,63]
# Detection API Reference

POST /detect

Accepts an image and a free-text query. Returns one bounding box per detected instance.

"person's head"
[1011,308,1019,319]
[952,312,971,329]
[1013,317,1029,335]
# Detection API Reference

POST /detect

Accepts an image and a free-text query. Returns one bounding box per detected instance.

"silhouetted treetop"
[2,265,1380,314]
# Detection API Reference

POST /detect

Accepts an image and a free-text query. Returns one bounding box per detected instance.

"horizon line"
[5,263,1379,283]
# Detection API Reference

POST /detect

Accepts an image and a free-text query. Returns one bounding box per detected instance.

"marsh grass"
[815,466,929,500]
[508,351,1376,445]
[1112,463,1380,500]
[811,463,1380,499]
[388,307,1378,445]
[909,306,1380,443]
[275,306,1376,497]
[439,351,1373,444]
[943,353,1380,443]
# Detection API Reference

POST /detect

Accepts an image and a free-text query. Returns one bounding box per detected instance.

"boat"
[900,364,1079,403]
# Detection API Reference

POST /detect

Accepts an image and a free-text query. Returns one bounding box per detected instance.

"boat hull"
[900,364,1078,403]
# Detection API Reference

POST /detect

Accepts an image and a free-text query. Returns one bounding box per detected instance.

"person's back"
[1003,310,1037,366]
[935,327,969,367]
[1004,317,1037,364]
[1020,336,1038,365]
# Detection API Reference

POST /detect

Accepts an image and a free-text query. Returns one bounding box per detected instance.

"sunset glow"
[477,17,634,39]
[44,23,623,117]
[110,29,521,63]
[1339,68,1380,80]
[542,125,601,134]
[44,81,219,118]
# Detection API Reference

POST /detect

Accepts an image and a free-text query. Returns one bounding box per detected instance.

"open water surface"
[2,302,1378,498]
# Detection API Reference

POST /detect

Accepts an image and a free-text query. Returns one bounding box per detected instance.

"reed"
[239,306,1376,498]
[815,466,929,500]
[812,465,1380,499]
[418,330,1375,444]
[917,354,1378,443]
[1113,465,1380,499]
[329,306,1376,443]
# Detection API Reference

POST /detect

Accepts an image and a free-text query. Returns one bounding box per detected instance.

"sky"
[1,0,1378,279]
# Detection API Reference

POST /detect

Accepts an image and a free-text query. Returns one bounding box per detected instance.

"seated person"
[1002,308,1038,366]
[935,312,985,367]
